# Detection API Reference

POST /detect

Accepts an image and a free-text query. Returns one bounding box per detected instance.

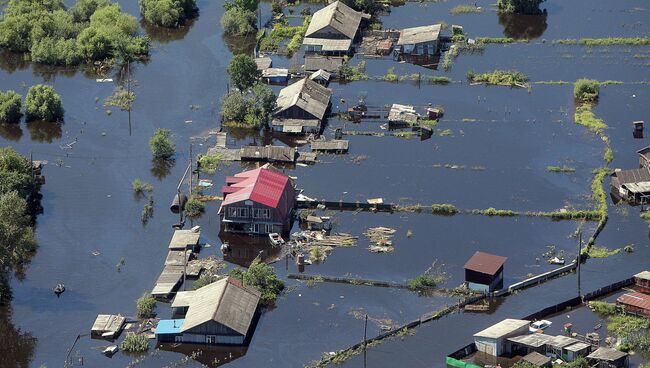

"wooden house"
[156,277,261,345]
[616,291,650,317]
[634,271,650,293]
[303,1,368,55]
[464,251,507,292]
[218,165,296,235]
[272,78,332,134]
[394,24,441,57]
[304,56,343,73]
[520,352,552,368]
[587,347,629,368]
[610,168,650,204]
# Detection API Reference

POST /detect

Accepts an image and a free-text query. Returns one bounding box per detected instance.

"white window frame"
[174,335,183,343]
[254,208,270,219]
[206,335,217,344]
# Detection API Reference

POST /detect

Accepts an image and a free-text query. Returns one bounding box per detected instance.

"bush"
[104,87,135,111]
[589,301,617,316]
[225,0,259,12]
[221,7,257,36]
[149,128,175,159]
[198,154,224,174]
[132,179,153,196]
[136,293,156,318]
[407,274,440,289]
[139,0,198,28]
[482,207,517,216]
[70,0,112,22]
[574,79,600,102]
[0,147,41,198]
[190,275,221,290]
[0,91,22,124]
[0,191,37,267]
[431,204,458,215]
[246,83,276,126]
[227,54,261,92]
[221,91,249,123]
[467,70,528,86]
[230,260,284,305]
[120,333,149,352]
[184,195,205,219]
[497,0,545,14]
[25,85,64,122]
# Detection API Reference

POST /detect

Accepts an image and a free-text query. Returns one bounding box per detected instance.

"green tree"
[104,87,135,111]
[220,7,257,36]
[0,91,22,124]
[136,293,156,318]
[0,191,37,270]
[139,0,198,28]
[246,83,276,127]
[230,260,284,305]
[0,147,40,199]
[227,54,261,92]
[25,85,64,122]
[149,128,176,159]
[497,0,545,14]
[221,90,250,123]
[69,0,112,22]
[574,79,600,102]
[184,195,205,219]
[224,0,259,12]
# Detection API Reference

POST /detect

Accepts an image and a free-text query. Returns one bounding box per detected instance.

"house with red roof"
[218,165,296,235]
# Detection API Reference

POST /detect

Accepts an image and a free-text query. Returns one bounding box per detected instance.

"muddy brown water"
[1,0,650,367]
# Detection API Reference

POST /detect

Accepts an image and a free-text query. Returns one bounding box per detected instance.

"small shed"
[262,68,289,84]
[91,314,126,339]
[616,291,650,317]
[587,347,629,368]
[254,57,272,70]
[564,342,592,361]
[395,24,441,56]
[310,140,349,153]
[388,104,419,126]
[464,251,507,292]
[309,69,331,85]
[507,333,554,355]
[521,352,552,368]
[305,215,332,231]
[610,168,650,204]
[473,318,530,356]
[634,270,650,293]
[168,229,201,250]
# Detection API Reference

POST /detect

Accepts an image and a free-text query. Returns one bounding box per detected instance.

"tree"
[220,7,257,36]
[25,85,64,122]
[247,83,276,127]
[227,54,261,92]
[224,0,259,12]
[230,260,284,305]
[221,91,250,123]
[139,0,198,28]
[574,79,600,102]
[104,87,135,111]
[0,91,22,124]
[0,191,37,270]
[136,293,156,318]
[149,128,176,159]
[497,0,545,14]
[0,147,41,199]
[69,0,112,22]
[184,195,205,219]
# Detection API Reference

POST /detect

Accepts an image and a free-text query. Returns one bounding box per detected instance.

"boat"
[269,233,285,246]
[529,320,552,332]
[53,283,65,296]
[549,257,565,265]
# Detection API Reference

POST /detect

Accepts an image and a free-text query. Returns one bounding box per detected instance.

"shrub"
[120,333,149,352]
[141,196,154,224]
[70,0,112,22]
[227,54,261,92]
[221,7,257,36]
[574,79,600,102]
[149,128,175,159]
[467,70,528,86]
[0,147,41,198]
[190,275,221,290]
[132,179,153,196]
[25,85,64,122]
[230,260,284,305]
[139,0,198,28]
[198,154,224,174]
[136,293,156,318]
[588,301,617,316]
[184,195,205,219]
[407,274,440,289]
[104,87,135,111]
[482,207,517,216]
[431,204,458,215]
[574,104,607,133]
[246,83,276,127]
[497,0,545,14]
[0,191,37,267]
[0,91,22,124]
[221,91,249,123]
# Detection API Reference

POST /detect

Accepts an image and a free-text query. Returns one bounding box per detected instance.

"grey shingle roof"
[274,78,332,121]
[305,1,362,40]
[397,24,442,45]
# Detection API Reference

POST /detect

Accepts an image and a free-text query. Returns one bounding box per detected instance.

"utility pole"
[577,230,582,297]
[363,314,368,349]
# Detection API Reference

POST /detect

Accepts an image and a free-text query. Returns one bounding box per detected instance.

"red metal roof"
[464,251,507,275]
[617,292,650,312]
[219,167,292,215]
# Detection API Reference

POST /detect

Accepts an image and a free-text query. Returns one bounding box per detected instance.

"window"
[206,335,217,344]
[254,208,270,219]
[228,207,248,218]
[253,223,273,233]
[174,335,183,343]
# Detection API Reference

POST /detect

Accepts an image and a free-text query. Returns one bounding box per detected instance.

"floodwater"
[0,0,649,367]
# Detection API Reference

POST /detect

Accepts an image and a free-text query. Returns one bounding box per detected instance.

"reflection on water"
[0,123,23,141]
[0,306,37,367]
[142,18,196,44]
[222,34,257,56]
[26,121,62,143]
[151,158,176,180]
[158,342,248,367]
[219,232,283,267]
[498,12,548,40]
[0,50,29,73]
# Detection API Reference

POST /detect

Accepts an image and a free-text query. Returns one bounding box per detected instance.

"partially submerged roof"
[635,270,650,281]
[305,1,362,40]
[262,68,289,78]
[473,319,530,339]
[617,292,650,311]
[275,78,332,121]
[171,291,195,308]
[303,37,353,51]
[388,104,419,124]
[91,314,126,333]
[638,146,650,158]
[156,319,185,335]
[181,277,261,335]
[219,165,293,217]
[621,181,650,194]
[310,69,331,82]
[397,24,442,45]
[507,333,554,348]
[304,56,344,72]
[168,230,201,249]
[464,251,507,276]
[548,335,580,349]
[587,347,628,361]
[612,168,650,187]
[522,351,551,367]
[254,57,272,70]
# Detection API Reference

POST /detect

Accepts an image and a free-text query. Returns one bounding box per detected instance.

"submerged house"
[587,347,629,368]
[156,277,261,345]
[473,318,530,356]
[272,78,332,134]
[394,24,442,57]
[610,167,650,205]
[464,251,507,292]
[218,165,296,235]
[616,291,650,317]
[303,1,367,56]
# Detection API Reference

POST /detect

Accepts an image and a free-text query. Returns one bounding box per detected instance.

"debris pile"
[290,230,358,263]
[364,227,396,253]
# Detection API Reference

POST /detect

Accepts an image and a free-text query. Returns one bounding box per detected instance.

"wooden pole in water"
[363,314,368,348]
[577,231,582,297]
[189,144,193,197]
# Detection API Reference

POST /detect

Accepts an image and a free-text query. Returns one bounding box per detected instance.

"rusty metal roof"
[464,251,507,275]
[617,292,650,311]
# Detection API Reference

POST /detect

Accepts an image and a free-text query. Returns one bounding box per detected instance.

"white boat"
[269,233,285,246]
[529,320,552,332]
[549,257,565,265]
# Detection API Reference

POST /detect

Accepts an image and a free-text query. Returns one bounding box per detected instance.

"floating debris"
[364,227,397,253]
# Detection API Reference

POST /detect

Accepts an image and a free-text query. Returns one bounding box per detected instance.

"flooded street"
[0,0,649,367]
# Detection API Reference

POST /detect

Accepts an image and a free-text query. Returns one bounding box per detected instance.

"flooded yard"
[0,0,649,367]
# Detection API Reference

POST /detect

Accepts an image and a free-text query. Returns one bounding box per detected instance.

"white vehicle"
[269,233,285,246]
[529,320,552,332]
